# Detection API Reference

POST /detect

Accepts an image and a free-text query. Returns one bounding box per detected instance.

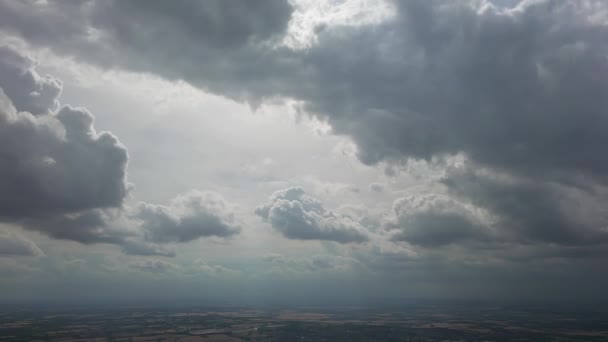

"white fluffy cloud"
[256,187,369,243]
[137,191,241,243]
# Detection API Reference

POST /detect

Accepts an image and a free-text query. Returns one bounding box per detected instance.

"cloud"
[20,188,243,252]
[256,187,369,243]
[304,0,608,174]
[23,209,132,244]
[0,45,62,115]
[136,191,241,243]
[120,240,176,258]
[0,229,43,257]
[3,0,608,290]
[92,0,294,49]
[261,253,360,273]
[5,1,608,253]
[443,166,608,246]
[130,259,178,273]
[386,193,492,247]
[0,46,129,222]
[369,183,384,192]
[0,0,296,103]
[3,0,608,180]
[0,47,242,251]
[193,259,238,276]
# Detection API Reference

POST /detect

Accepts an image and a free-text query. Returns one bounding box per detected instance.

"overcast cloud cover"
[1,0,608,304]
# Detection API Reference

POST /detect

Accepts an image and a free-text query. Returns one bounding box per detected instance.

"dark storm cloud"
[297,0,608,173]
[2,0,608,177]
[136,191,241,244]
[256,187,369,243]
[92,0,294,49]
[387,194,492,247]
[443,166,608,246]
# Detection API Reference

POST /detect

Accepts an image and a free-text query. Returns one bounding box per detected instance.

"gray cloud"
[0,230,43,257]
[24,190,244,250]
[443,166,608,246]
[2,0,608,290]
[3,1,608,178]
[193,259,238,276]
[92,0,294,49]
[0,46,129,222]
[387,194,492,247]
[4,2,608,248]
[121,240,176,258]
[23,209,131,245]
[0,46,243,249]
[137,191,241,244]
[0,45,62,115]
[0,0,296,103]
[369,183,384,192]
[130,259,178,274]
[256,187,369,243]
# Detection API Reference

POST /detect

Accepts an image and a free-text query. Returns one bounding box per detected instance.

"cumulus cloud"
[136,191,241,244]
[0,46,62,115]
[0,46,244,252]
[0,229,43,257]
[0,46,129,222]
[256,187,369,243]
[386,194,492,247]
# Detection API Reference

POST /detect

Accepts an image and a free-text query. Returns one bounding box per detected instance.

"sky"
[1,0,608,306]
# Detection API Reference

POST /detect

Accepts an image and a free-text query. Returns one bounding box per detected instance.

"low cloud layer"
[256,187,369,243]
[0,229,43,257]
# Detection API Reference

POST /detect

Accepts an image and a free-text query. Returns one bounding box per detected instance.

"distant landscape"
[2,304,608,341]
